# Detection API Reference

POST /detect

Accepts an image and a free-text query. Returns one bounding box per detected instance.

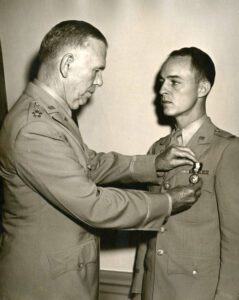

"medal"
[189,173,199,184]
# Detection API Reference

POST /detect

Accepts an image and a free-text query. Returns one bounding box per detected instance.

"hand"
[155,145,198,171]
[167,178,202,215]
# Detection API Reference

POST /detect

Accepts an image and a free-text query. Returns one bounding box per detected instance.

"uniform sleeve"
[215,138,239,300]
[83,143,159,185]
[13,122,169,231]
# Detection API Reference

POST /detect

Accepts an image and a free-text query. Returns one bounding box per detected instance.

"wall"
[0,0,239,272]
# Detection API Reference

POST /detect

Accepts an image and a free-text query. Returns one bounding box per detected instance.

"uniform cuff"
[130,155,158,183]
[164,192,173,216]
[143,193,170,230]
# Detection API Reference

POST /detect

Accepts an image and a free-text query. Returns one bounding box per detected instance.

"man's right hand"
[155,145,198,171]
[167,179,202,215]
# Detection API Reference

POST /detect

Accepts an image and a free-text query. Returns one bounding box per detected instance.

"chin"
[163,109,176,117]
[79,98,89,106]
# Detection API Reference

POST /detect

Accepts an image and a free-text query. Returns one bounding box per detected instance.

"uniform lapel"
[157,135,171,153]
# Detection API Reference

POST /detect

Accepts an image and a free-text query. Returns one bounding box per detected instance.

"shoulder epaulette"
[214,127,236,139]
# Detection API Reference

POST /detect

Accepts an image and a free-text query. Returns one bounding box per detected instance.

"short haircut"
[168,47,216,87]
[39,20,108,63]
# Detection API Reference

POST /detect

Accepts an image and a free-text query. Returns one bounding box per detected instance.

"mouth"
[88,87,96,94]
[160,95,171,104]
[161,100,172,106]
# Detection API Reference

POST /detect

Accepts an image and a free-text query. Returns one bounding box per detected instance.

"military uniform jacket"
[0,82,170,300]
[132,117,239,300]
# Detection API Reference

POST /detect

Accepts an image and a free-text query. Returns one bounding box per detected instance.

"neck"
[176,99,206,129]
[37,64,64,99]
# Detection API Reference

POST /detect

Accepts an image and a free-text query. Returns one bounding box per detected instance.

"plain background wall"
[0,0,239,272]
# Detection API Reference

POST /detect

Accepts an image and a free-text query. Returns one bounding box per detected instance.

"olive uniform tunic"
[132,117,239,300]
[0,81,170,300]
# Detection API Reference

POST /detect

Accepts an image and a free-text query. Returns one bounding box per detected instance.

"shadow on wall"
[27,53,40,82]
[152,69,175,129]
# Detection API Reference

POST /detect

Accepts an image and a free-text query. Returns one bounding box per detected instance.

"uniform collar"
[34,79,72,117]
[177,114,207,146]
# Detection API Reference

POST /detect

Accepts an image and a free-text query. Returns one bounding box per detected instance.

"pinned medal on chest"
[189,162,203,184]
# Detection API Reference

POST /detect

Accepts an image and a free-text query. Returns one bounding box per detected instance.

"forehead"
[85,37,107,56]
[82,37,106,60]
[160,55,196,79]
[72,37,107,68]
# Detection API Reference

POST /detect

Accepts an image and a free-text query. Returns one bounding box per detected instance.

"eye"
[171,80,180,87]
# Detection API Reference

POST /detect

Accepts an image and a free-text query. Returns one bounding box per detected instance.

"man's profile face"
[65,37,107,110]
[158,55,200,118]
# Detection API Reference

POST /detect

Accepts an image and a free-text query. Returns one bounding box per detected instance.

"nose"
[94,71,103,87]
[159,80,168,95]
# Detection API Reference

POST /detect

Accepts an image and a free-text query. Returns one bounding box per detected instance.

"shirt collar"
[34,79,72,117]
[179,115,207,146]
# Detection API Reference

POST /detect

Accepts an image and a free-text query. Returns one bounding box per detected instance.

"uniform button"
[160,226,165,233]
[156,249,164,256]
[87,164,92,170]
[164,182,171,190]
[135,268,140,273]
[79,263,85,269]
[192,269,198,276]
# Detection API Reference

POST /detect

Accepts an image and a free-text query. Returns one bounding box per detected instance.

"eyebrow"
[160,75,182,80]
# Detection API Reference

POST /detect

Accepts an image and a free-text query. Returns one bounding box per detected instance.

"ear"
[197,80,211,98]
[59,53,74,78]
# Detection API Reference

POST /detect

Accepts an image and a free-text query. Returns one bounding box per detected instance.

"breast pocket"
[173,171,215,223]
[168,255,219,277]
[47,239,98,280]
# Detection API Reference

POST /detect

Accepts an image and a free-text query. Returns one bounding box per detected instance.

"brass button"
[79,263,85,269]
[160,226,165,233]
[164,182,171,190]
[156,249,164,256]
[192,269,198,276]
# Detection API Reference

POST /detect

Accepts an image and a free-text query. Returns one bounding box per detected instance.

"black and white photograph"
[0,1,239,299]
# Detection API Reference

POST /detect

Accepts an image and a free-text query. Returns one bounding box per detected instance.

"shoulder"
[212,126,239,160]
[8,97,58,146]
[213,126,239,149]
[214,127,237,140]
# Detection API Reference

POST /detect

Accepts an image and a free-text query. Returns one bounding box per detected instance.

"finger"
[172,145,197,158]
[171,158,195,167]
[175,151,198,163]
